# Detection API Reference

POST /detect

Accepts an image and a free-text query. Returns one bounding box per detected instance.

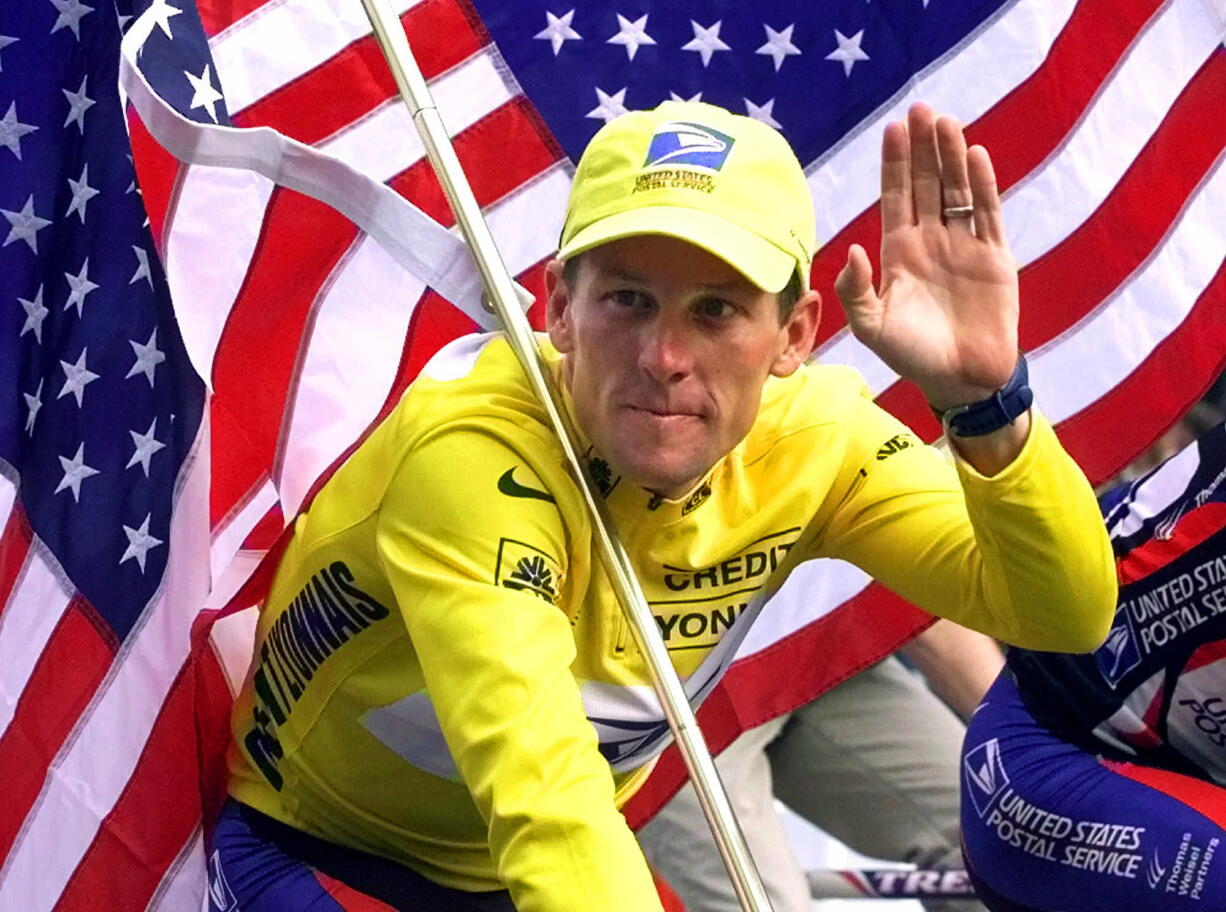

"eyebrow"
[603,266,743,292]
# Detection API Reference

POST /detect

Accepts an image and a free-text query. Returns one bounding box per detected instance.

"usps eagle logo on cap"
[644,121,735,170]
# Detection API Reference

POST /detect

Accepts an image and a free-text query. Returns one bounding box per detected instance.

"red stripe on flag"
[55,641,236,910]
[208,188,359,527]
[197,0,267,36]
[0,597,115,861]
[1019,52,1226,348]
[231,0,485,144]
[125,111,183,258]
[1118,503,1226,585]
[1102,758,1226,828]
[623,584,932,830]
[1057,260,1226,485]
[387,97,561,221]
[808,0,1166,345]
[0,505,33,618]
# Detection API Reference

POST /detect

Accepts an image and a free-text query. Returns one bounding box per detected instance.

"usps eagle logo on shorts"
[643,121,735,170]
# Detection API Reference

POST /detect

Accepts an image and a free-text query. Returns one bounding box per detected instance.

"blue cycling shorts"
[960,673,1226,912]
[207,799,515,912]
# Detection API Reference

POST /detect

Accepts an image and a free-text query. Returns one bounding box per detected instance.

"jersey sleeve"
[374,423,663,912]
[816,393,1116,652]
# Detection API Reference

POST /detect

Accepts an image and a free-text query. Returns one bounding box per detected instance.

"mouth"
[625,404,704,421]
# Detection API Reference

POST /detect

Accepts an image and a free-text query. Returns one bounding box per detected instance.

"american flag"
[1,0,1222,908]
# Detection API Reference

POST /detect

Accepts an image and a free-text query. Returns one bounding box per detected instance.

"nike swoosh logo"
[497,467,555,503]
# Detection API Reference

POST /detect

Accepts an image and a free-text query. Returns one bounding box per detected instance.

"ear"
[544,258,575,353]
[770,289,822,378]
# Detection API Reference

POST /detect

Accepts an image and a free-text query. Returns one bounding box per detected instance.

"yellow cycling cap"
[558,101,816,293]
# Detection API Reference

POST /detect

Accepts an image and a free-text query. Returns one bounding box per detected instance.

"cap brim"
[557,206,797,293]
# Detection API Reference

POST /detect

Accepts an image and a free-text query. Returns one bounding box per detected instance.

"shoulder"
[745,362,905,457]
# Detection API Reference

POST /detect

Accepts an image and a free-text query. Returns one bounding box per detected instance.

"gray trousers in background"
[637,656,988,912]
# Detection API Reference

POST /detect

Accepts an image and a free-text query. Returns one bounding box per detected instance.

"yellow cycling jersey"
[227,332,1116,912]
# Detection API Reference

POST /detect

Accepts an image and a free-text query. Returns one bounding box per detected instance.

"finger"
[967,144,1005,245]
[834,243,877,317]
[907,103,942,224]
[935,115,974,235]
[880,120,913,228]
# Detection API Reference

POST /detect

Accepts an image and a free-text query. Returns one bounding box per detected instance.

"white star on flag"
[606,13,655,61]
[669,90,703,103]
[55,443,101,502]
[826,29,870,77]
[120,515,163,573]
[127,419,167,477]
[19,285,48,342]
[0,102,37,160]
[130,245,153,287]
[58,348,100,407]
[185,64,224,123]
[127,329,166,386]
[534,9,581,56]
[586,86,629,123]
[64,258,100,317]
[65,163,100,222]
[744,97,783,129]
[2,195,52,254]
[49,0,94,40]
[147,0,183,39]
[23,379,43,435]
[62,75,95,132]
[757,24,801,72]
[0,35,16,72]
[682,21,731,67]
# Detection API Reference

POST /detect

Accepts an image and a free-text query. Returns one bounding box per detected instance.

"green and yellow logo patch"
[496,538,563,604]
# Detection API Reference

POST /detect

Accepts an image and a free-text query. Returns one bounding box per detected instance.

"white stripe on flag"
[276,234,429,516]
[1006,0,1222,264]
[209,478,279,588]
[0,474,15,527]
[481,162,572,276]
[146,825,206,912]
[0,419,212,911]
[210,0,426,114]
[735,559,873,660]
[0,554,74,740]
[1029,156,1225,421]
[319,48,517,185]
[165,167,275,385]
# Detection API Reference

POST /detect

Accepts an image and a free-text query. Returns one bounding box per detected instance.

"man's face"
[546,235,819,499]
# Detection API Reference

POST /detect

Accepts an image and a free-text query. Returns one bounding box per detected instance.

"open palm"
[836,104,1020,412]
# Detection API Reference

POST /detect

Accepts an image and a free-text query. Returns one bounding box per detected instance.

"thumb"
[834,244,877,316]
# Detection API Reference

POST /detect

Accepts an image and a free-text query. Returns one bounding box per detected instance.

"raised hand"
[834,103,1019,413]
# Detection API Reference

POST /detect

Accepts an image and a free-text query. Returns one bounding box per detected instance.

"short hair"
[562,253,806,323]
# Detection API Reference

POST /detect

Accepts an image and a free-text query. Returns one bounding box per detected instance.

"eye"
[696,297,736,321]
[607,288,652,311]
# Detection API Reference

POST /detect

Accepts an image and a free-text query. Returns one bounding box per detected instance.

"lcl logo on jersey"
[643,121,735,170]
[963,738,1010,818]
[1095,613,1143,687]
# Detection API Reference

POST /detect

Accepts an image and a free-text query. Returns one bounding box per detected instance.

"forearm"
[946,409,1031,477]
[901,619,1003,719]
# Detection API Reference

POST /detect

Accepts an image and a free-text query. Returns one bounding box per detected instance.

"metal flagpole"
[356,1,773,909]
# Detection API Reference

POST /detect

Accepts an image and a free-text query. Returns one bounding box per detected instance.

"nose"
[637,316,693,384]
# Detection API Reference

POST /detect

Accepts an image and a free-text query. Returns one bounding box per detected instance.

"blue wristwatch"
[932,354,1033,438]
